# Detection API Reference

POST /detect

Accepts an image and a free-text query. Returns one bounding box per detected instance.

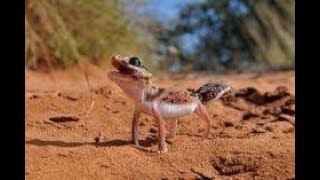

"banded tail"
[195,82,231,104]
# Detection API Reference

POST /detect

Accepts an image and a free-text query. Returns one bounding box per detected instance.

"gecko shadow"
[25,136,157,148]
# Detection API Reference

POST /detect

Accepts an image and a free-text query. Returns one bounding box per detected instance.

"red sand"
[26,65,294,179]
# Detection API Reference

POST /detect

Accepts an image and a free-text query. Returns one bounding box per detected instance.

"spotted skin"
[108,55,231,154]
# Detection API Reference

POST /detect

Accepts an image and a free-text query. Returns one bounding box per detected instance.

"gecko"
[107,55,231,154]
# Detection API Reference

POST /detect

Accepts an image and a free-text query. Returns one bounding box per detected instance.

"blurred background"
[25,0,295,74]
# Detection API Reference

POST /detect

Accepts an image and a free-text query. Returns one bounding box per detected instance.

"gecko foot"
[157,148,168,154]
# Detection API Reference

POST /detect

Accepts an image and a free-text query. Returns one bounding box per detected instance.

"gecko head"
[107,55,153,101]
[108,55,152,83]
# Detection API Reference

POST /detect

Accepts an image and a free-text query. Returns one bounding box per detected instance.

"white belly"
[156,102,197,120]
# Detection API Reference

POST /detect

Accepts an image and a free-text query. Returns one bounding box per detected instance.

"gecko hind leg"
[194,103,211,139]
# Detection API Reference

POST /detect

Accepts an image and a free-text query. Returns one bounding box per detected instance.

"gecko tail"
[195,82,232,104]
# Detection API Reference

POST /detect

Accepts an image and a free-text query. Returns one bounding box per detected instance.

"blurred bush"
[25,0,152,69]
[151,0,295,73]
[25,0,294,74]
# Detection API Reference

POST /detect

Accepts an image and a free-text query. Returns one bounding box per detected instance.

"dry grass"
[244,1,295,68]
[25,0,152,69]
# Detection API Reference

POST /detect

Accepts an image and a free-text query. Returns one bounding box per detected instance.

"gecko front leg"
[132,109,141,146]
[166,119,178,140]
[152,108,168,154]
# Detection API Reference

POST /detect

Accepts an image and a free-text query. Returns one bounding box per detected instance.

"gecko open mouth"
[111,55,138,75]
[109,55,152,78]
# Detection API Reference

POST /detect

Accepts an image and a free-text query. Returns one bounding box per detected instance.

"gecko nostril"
[112,55,120,60]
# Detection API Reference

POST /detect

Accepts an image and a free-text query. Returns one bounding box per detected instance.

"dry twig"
[84,73,96,117]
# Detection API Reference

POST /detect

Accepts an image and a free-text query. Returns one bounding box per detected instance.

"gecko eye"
[129,57,141,67]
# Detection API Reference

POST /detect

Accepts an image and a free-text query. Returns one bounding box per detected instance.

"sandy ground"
[25,64,295,180]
